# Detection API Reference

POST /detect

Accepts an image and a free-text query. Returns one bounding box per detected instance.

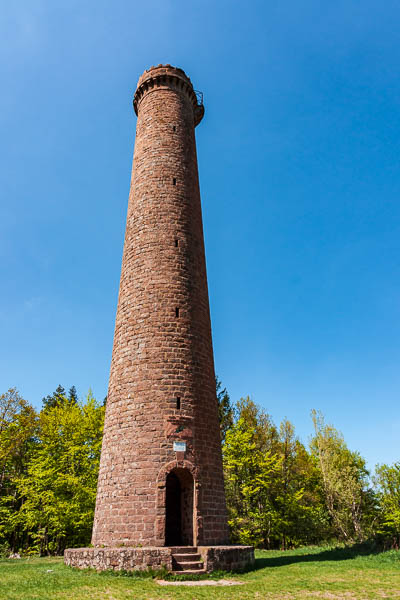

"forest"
[0,382,399,555]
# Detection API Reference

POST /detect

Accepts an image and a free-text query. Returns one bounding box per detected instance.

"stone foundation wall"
[64,545,254,573]
[199,546,254,572]
[64,547,173,572]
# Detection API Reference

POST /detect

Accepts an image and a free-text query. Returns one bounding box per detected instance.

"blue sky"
[1,1,399,470]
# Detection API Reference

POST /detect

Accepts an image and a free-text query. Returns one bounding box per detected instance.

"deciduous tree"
[17,391,104,554]
[0,389,37,551]
[310,410,374,542]
[374,462,400,548]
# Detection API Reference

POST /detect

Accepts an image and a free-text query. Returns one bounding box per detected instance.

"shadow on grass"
[251,543,381,571]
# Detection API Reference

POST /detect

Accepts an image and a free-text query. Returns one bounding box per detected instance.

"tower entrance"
[165,468,194,546]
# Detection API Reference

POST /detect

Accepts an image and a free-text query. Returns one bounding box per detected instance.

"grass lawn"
[0,545,399,600]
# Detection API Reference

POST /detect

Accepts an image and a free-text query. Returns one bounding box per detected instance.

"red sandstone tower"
[65,65,253,572]
[92,65,229,549]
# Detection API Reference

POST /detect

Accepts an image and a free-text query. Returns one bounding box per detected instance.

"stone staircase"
[170,546,205,574]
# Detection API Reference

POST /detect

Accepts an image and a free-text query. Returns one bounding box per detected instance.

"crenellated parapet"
[133,64,204,126]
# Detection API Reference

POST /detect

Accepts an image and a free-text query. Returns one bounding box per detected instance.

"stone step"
[172,568,207,575]
[172,553,201,562]
[168,546,197,554]
[172,560,204,571]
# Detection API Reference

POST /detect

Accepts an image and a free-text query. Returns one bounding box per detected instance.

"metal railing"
[194,90,204,106]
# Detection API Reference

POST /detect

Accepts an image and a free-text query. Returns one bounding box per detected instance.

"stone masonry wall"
[64,547,172,572]
[64,546,254,573]
[199,546,255,572]
[91,65,229,547]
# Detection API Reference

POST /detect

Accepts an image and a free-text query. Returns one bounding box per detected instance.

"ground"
[0,546,399,600]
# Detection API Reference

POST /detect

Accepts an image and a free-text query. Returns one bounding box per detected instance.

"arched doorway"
[165,468,194,546]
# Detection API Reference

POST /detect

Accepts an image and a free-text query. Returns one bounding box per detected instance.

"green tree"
[0,389,37,552]
[17,391,105,554]
[234,396,279,453]
[224,399,331,549]
[374,462,400,548]
[224,413,282,547]
[274,419,329,549]
[310,410,374,542]
[216,377,233,442]
[68,386,78,403]
[42,385,67,410]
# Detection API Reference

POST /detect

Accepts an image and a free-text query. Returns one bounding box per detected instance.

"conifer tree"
[68,386,78,403]
[42,385,66,410]
[216,377,234,442]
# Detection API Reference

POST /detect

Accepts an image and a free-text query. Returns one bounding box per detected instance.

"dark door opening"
[165,468,194,546]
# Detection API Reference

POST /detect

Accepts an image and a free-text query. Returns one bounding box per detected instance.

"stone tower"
[92,65,229,548]
[65,65,254,573]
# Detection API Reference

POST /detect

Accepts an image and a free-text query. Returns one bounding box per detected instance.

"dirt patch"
[298,593,360,599]
[156,579,244,587]
[269,593,360,600]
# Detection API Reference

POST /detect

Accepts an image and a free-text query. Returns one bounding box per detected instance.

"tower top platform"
[136,64,194,88]
[133,64,204,126]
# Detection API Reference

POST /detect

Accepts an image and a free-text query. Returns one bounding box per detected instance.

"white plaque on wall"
[173,441,186,452]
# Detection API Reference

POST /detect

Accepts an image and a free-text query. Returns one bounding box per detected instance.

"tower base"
[64,545,254,574]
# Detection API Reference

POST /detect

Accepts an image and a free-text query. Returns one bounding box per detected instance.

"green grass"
[1,545,399,599]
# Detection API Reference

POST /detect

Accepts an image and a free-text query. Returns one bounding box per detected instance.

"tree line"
[0,382,399,555]
[0,387,104,555]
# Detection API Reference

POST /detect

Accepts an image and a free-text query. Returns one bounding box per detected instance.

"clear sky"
[1,1,399,470]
